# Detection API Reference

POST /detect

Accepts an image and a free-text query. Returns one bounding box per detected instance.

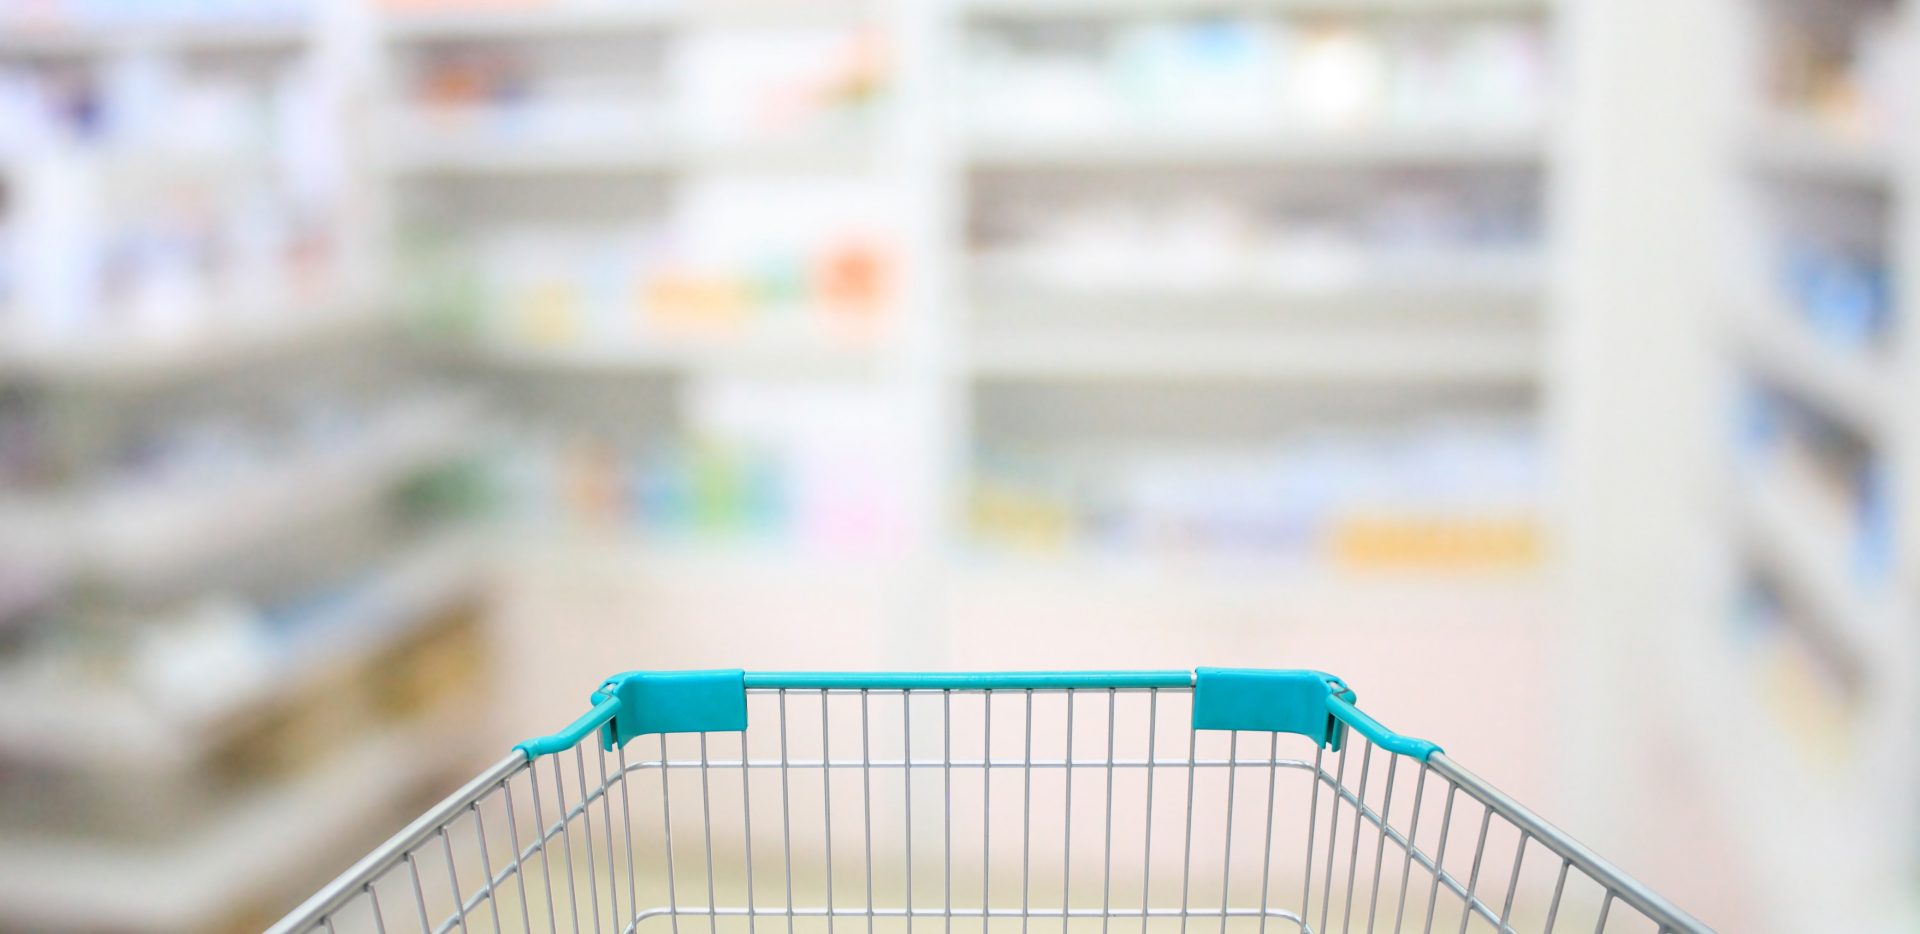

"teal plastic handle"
[744,671,1194,690]
[1327,693,1442,760]
[514,695,623,759]
[512,669,1440,763]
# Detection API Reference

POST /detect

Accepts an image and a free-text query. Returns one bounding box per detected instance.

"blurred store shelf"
[969,327,1537,384]
[1728,305,1890,440]
[386,135,873,177]
[381,0,875,42]
[1732,475,1891,667]
[958,0,1548,18]
[463,335,883,376]
[499,535,892,581]
[0,300,386,389]
[0,7,508,934]
[1748,114,1894,188]
[0,18,309,57]
[0,537,481,772]
[954,551,1539,604]
[968,254,1546,322]
[966,127,1546,169]
[0,396,483,590]
[1675,0,1919,926]
[0,148,275,187]
[1657,616,1887,933]
[0,692,486,934]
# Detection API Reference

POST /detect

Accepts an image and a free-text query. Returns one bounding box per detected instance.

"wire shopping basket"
[269,669,1711,934]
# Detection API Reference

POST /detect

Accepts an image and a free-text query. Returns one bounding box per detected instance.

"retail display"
[1688,0,1915,925]
[964,13,1548,139]
[1774,233,1893,351]
[970,171,1540,295]
[0,25,360,352]
[409,178,895,352]
[1759,1,1904,140]
[971,419,1538,568]
[1,0,1915,929]
[489,378,908,553]
[1729,573,1863,766]
[0,0,310,31]
[1736,382,1893,590]
[390,22,886,152]
[0,7,486,931]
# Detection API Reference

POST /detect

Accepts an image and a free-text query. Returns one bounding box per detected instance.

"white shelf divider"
[1748,114,1895,188]
[0,298,385,388]
[0,18,311,57]
[0,396,482,590]
[387,136,873,178]
[1650,0,1920,924]
[957,0,1549,19]
[1728,304,1891,440]
[969,327,1538,384]
[462,335,885,375]
[1734,472,1894,667]
[965,126,1547,169]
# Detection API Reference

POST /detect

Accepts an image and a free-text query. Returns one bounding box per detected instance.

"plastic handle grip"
[1326,693,1442,760]
[514,695,623,759]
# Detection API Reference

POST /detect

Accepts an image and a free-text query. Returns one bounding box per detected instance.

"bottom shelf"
[0,688,492,933]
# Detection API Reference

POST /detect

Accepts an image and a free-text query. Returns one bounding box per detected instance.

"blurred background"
[0,0,1912,931]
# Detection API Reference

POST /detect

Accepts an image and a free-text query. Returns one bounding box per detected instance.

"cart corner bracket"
[1190,667,1355,751]
[595,668,749,748]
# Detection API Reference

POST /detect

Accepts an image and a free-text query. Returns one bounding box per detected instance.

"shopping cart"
[269,669,1710,934]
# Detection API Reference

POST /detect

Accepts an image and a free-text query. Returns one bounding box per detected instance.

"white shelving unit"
[950,0,1557,586]
[370,0,1559,576]
[1578,0,1920,926]
[0,6,496,931]
[20,0,1920,928]
[375,0,932,564]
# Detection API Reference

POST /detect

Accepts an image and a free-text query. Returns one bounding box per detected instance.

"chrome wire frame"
[270,688,1709,934]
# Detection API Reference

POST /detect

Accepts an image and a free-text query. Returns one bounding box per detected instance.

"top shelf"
[0,19,309,57]
[1729,304,1891,441]
[959,0,1549,17]
[967,127,1545,169]
[382,1,876,42]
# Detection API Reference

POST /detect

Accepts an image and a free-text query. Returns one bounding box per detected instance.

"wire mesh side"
[277,683,1708,934]
[632,685,1326,934]
[275,729,644,934]
[608,687,1701,934]
[1295,737,1702,934]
